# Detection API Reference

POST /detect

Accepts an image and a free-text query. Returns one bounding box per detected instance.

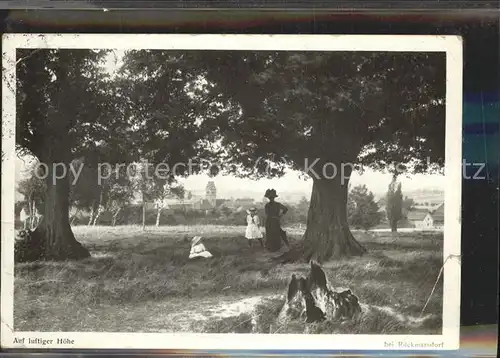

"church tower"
[205,181,216,208]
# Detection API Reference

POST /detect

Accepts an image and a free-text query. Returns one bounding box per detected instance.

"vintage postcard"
[1,33,462,350]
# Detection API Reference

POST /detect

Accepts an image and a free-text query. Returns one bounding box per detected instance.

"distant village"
[17,179,444,230]
[136,181,262,214]
[137,180,445,230]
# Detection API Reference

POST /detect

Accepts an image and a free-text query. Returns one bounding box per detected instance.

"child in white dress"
[189,236,213,259]
[245,208,264,247]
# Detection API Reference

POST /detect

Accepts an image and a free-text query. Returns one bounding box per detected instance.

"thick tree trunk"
[299,178,366,262]
[25,166,90,261]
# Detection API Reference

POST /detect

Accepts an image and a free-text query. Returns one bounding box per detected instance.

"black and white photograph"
[1,34,461,350]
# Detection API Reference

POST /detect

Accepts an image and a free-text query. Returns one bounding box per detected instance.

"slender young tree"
[154,185,185,227]
[386,176,404,232]
[106,169,135,227]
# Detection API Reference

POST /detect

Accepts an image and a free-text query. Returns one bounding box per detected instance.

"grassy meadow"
[14,225,443,334]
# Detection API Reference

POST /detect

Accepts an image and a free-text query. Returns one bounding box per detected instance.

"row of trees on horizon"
[16,165,415,232]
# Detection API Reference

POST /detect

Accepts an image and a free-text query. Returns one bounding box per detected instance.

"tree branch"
[16,49,43,66]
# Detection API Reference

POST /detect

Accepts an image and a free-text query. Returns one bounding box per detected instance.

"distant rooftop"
[407,209,430,221]
[431,203,444,222]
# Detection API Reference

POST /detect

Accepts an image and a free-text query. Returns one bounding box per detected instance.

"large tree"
[16,49,131,261]
[197,51,445,262]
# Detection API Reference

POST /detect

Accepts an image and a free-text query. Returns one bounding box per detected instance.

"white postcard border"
[1,33,462,350]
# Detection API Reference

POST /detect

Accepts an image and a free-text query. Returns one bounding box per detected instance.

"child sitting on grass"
[189,236,213,259]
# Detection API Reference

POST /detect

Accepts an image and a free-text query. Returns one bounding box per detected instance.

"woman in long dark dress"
[264,189,290,252]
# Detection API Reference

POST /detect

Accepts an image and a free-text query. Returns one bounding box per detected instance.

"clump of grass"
[252,297,286,333]
[337,307,406,334]
[196,313,254,333]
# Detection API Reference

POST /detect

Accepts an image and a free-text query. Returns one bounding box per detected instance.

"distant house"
[163,197,204,211]
[224,198,255,210]
[377,198,387,207]
[215,199,229,207]
[130,181,219,213]
[199,199,214,211]
[407,203,444,230]
[431,203,444,229]
[407,209,433,229]
[412,200,442,212]
[233,198,255,207]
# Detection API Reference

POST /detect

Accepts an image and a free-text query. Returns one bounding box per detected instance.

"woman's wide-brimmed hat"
[264,189,278,199]
[191,236,203,246]
[247,207,257,214]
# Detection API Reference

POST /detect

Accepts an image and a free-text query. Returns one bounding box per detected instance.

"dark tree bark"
[15,52,90,262]
[300,178,366,262]
[33,168,90,260]
[25,160,91,261]
[276,162,366,264]
[24,155,90,261]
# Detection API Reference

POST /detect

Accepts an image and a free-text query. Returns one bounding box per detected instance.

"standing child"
[245,207,264,247]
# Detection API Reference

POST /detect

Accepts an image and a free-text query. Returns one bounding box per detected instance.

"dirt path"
[206,295,273,318]
[122,291,282,333]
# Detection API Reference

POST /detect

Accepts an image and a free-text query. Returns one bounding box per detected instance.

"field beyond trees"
[15,225,443,334]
